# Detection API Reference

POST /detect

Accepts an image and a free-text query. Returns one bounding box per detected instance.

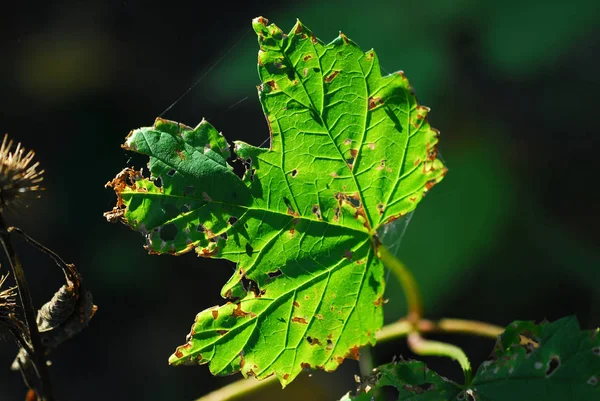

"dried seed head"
[0,135,44,209]
[0,274,17,320]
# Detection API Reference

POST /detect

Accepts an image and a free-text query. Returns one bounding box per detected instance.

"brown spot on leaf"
[301,362,312,370]
[368,143,375,150]
[198,246,218,257]
[425,180,437,190]
[414,158,421,166]
[233,304,251,318]
[374,296,384,306]
[217,330,228,336]
[266,80,278,90]
[334,207,341,222]
[283,373,290,380]
[303,54,312,61]
[368,96,384,110]
[292,317,308,324]
[293,301,300,308]
[315,314,323,320]
[324,70,340,83]
[211,310,218,319]
[340,33,350,44]
[175,348,184,358]
[310,34,318,44]
[343,249,353,261]
[345,346,360,360]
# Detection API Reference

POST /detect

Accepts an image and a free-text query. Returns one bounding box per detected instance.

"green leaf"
[340,359,461,401]
[342,317,600,401]
[105,17,446,385]
[472,316,600,400]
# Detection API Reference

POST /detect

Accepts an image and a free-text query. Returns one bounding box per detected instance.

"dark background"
[1,1,598,400]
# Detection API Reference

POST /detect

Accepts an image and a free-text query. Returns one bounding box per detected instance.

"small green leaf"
[342,317,600,401]
[106,17,445,386]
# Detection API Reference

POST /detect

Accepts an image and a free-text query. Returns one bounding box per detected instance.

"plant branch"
[0,215,53,401]
[408,331,472,384]
[377,244,422,321]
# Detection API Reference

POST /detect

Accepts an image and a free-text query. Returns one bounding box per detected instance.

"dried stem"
[0,214,53,401]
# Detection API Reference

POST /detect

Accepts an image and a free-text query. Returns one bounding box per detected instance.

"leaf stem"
[0,215,54,401]
[422,318,504,339]
[377,244,422,321]
[407,331,472,384]
[193,375,278,401]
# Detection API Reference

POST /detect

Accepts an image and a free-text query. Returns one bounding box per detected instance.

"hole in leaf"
[291,169,298,178]
[249,168,256,182]
[313,67,320,72]
[593,347,600,356]
[347,195,360,208]
[326,339,333,350]
[154,176,163,188]
[382,386,400,399]
[228,216,238,225]
[268,269,282,279]
[306,336,312,344]
[311,205,321,219]
[245,243,254,256]
[167,168,176,177]
[163,204,180,219]
[221,232,228,240]
[160,224,178,242]
[546,355,560,376]
[231,158,246,179]
[241,276,260,297]
[197,224,205,232]
[184,186,196,196]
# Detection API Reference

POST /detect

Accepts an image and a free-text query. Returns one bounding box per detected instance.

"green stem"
[408,331,472,384]
[428,318,503,339]
[0,215,53,401]
[377,244,422,321]
[193,375,278,401]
